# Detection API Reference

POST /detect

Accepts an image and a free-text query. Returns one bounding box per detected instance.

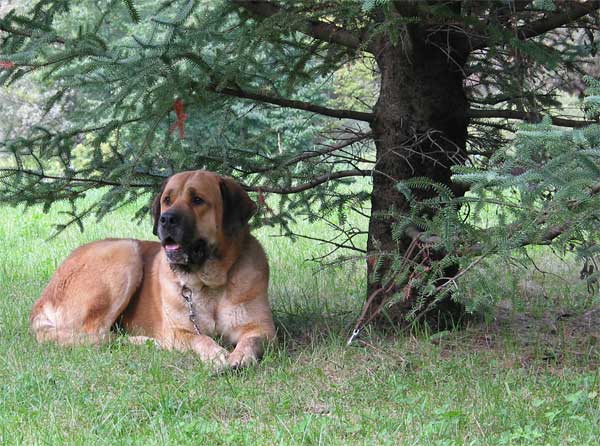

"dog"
[30,170,276,369]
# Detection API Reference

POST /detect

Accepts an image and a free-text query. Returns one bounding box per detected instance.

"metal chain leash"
[181,285,202,335]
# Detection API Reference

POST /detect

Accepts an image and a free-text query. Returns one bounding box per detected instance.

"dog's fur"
[30,170,276,368]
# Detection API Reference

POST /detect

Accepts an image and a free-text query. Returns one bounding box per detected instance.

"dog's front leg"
[135,331,230,370]
[188,333,230,369]
[228,326,275,368]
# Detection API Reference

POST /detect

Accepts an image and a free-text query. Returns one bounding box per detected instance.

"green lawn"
[1,197,599,445]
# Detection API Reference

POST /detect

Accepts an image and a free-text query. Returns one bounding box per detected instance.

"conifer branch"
[0,22,65,44]
[468,109,595,128]
[233,0,369,51]
[519,182,600,246]
[0,116,147,147]
[0,168,152,188]
[512,1,600,41]
[242,133,373,173]
[411,182,600,255]
[471,0,600,50]
[274,231,366,254]
[183,50,374,121]
[1,167,372,195]
[243,169,372,194]
[209,83,375,122]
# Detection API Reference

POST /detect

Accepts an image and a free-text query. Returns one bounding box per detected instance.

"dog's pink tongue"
[165,243,181,251]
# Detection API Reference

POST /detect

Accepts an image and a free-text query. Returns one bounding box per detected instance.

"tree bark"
[367,27,469,328]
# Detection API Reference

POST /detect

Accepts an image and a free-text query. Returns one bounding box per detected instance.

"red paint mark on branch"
[0,61,15,69]
[169,98,188,139]
[257,188,274,222]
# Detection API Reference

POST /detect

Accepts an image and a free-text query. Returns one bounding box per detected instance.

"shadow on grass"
[272,295,357,350]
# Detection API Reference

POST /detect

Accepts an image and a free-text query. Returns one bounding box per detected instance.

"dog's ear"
[219,176,257,236]
[151,178,169,236]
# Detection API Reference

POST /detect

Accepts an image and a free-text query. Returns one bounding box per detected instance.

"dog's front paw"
[228,349,258,369]
[206,346,230,372]
[128,335,160,347]
[192,337,230,372]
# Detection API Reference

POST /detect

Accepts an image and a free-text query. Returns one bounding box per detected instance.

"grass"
[1,195,599,445]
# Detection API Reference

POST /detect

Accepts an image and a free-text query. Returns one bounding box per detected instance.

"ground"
[0,195,599,445]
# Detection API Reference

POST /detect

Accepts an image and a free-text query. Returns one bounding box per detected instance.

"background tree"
[0,0,599,329]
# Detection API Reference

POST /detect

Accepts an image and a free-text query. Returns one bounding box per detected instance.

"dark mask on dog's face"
[157,210,210,267]
[150,171,256,272]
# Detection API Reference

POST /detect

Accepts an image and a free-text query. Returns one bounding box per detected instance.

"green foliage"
[122,0,140,24]
[361,0,389,13]
[385,88,600,317]
[454,117,600,249]
[0,0,598,321]
[583,76,600,119]
[0,0,371,240]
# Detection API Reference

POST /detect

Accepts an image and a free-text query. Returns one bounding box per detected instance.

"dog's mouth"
[161,236,209,267]
[163,237,182,252]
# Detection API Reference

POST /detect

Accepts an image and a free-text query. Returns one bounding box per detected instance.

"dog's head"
[151,171,257,270]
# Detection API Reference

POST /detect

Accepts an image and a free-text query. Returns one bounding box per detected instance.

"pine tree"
[0,0,599,328]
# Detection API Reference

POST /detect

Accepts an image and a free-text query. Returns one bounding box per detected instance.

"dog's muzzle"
[157,211,209,267]
[163,238,208,265]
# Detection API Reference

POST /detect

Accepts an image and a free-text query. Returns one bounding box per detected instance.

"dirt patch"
[456,304,600,368]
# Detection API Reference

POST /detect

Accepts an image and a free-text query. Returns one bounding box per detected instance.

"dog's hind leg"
[30,239,144,345]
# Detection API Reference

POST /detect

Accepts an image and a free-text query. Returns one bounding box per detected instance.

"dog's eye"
[163,196,171,205]
[192,196,204,206]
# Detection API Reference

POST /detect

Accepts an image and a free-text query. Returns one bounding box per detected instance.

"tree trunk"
[366,28,469,328]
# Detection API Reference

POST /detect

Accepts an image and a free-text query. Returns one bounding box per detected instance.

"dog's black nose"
[159,211,181,228]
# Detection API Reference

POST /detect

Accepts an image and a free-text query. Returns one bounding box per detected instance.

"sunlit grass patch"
[0,194,599,445]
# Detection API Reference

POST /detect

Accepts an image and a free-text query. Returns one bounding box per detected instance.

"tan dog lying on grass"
[30,170,276,369]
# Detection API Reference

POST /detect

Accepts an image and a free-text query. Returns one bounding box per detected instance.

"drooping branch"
[0,168,153,188]
[470,120,516,132]
[244,169,372,194]
[0,116,147,148]
[233,0,369,52]
[180,49,375,122]
[1,166,372,196]
[243,132,373,174]
[517,182,600,247]
[513,1,600,40]
[208,83,375,122]
[275,231,366,255]
[410,182,600,256]
[0,21,65,44]
[468,109,596,128]
[471,0,600,50]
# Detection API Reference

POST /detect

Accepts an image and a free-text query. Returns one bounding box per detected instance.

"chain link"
[181,285,202,335]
